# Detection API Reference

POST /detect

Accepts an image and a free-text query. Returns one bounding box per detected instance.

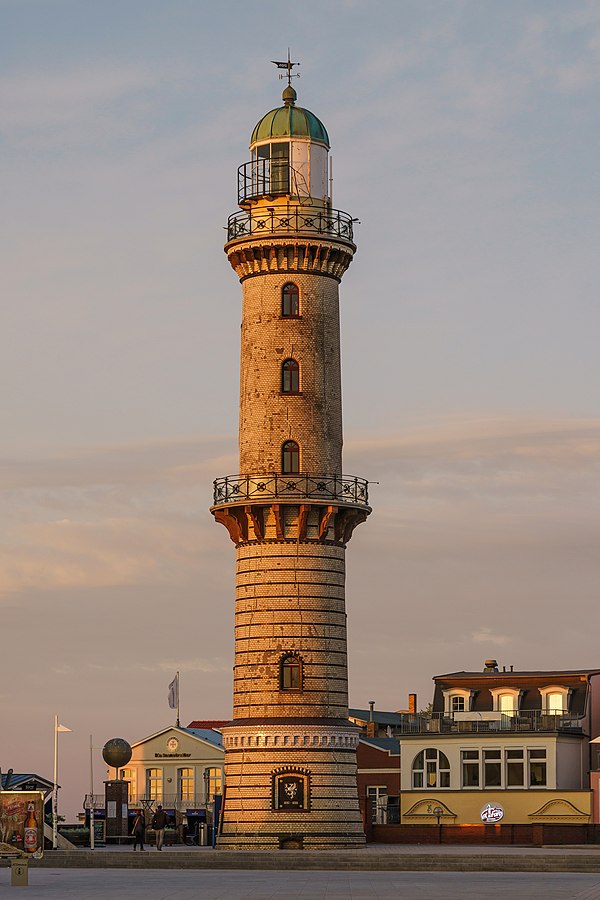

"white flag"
[168,675,179,710]
[57,724,72,733]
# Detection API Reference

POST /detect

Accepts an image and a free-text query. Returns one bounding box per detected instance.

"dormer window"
[539,685,570,715]
[442,688,473,715]
[490,687,522,717]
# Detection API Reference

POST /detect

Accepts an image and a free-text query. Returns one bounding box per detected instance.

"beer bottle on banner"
[24,802,38,853]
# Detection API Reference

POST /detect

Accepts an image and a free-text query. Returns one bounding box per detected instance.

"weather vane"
[270,49,300,87]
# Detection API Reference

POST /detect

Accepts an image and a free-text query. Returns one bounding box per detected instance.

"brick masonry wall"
[233,539,348,720]
[239,271,343,475]
[217,220,364,847]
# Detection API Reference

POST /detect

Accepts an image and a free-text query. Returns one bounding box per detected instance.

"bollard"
[11,859,29,887]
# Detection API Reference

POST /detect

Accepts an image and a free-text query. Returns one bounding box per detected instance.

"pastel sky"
[1,0,599,818]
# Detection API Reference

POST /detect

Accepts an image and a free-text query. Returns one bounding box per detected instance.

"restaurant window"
[506,749,525,787]
[483,749,502,787]
[204,767,223,799]
[120,768,136,801]
[146,768,163,801]
[528,749,547,787]
[412,749,450,789]
[461,750,480,788]
[178,768,194,802]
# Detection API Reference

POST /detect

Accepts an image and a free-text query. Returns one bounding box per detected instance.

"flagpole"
[176,671,180,728]
[53,715,58,849]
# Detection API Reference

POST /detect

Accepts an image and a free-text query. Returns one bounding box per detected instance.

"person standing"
[131,810,145,851]
[151,805,168,851]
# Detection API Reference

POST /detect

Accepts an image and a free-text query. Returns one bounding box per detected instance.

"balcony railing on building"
[212,473,370,508]
[83,793,212,812]
[226,206,355,243]
[397,710,584,735]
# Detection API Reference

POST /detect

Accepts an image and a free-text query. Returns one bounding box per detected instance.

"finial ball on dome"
[282,84,297,107]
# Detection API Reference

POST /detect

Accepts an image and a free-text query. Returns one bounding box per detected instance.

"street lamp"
[53,716,72,849]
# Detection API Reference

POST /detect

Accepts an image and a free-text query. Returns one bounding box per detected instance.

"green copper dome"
[250,91,330,148]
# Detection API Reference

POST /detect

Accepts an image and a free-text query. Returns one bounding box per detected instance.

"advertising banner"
[0,791,45,857]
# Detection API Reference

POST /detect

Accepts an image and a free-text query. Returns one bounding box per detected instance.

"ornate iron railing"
[212,473,370,508]
[226,205,355,243]
[238,158,291,203]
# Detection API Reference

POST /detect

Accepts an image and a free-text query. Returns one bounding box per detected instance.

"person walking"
[131,810,145,851]
[151,805,169,850]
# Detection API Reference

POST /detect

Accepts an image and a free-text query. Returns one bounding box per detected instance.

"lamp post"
[52,716,72,849]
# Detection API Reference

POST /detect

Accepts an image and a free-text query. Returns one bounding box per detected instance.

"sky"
[1,0,599,819]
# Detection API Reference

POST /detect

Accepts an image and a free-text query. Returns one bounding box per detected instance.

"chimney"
[408,693,417,715]
[483,659,499,673]
[368,700,375,722]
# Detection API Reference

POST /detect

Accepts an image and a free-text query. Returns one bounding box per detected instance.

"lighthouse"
[211,63,371,849]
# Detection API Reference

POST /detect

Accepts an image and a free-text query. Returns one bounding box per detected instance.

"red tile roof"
[187,720,229,729]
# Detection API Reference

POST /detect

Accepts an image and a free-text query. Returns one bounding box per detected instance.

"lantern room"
[238,85,330,208]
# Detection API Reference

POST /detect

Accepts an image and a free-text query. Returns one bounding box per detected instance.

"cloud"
[471,627,511,647]
[1,415,597,599]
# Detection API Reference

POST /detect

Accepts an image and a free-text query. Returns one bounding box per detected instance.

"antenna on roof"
[271,49,300,86]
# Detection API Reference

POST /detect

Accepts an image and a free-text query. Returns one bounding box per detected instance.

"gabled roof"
[131,725,223,750]
[349,708,405,726]
[1,773,54,793]
[358,736,400,755]
[187,720,228,730]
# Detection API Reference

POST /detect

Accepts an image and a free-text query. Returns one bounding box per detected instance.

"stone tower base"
[218,722,365,849]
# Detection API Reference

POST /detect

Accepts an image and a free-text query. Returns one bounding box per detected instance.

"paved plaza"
[3,868,600,898]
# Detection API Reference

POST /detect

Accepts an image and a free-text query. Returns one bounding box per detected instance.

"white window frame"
[178,767,194,802]
[366,785,388,824]
[489,687,522,716]
[527,747,548,788]
[146,767,163,802]
[412,748,451,789]
[539,685,570,714]
[442,688,474,715]
[119,768,136,801]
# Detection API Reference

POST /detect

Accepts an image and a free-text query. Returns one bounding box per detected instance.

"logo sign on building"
[277,776,304,810]
[0,791,45,857]
[481,802,504,824]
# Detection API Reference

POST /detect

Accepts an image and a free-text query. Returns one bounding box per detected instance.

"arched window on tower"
[280,654,303,691]
[281,358,300,393]
[282,440,300,474]
[281,283,300,317]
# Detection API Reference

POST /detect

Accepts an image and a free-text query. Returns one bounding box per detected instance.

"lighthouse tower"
[211,67,371,850]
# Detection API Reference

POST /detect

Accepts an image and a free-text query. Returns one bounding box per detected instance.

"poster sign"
[0,791,45,857]
[481,802,504,824]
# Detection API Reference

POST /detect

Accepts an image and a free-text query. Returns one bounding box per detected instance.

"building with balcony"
[397,660,600,825]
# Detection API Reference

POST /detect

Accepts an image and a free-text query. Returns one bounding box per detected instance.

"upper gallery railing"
[238,158,291,203]
[212,473,370,508]
[226,205,355,243]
